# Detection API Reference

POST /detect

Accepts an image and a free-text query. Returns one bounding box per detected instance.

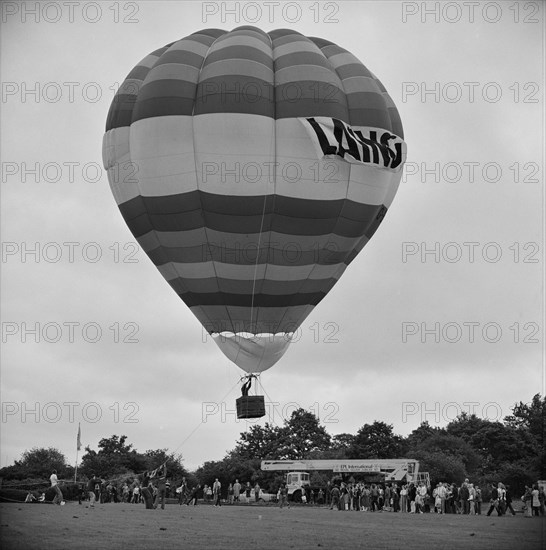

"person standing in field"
[279,483,289,509]
[122,482,130,503]
[141,476,154,510]
[531,484,541,516]
[233,479,241,503]
[497,483,507,515]
[459,481,470,514]
[408,483,417,513]
[437,482,447,514]
[468,483,476,515]
[329,485,340,510]
[154,465,168,510]
[416,482,427,514]
[178,477,188,505]
[399,485,408,513]
[317,488,324,505]
[50,470,65,506]
[474,485,482,515]
[213,478,222,506]
[522,486,533,517]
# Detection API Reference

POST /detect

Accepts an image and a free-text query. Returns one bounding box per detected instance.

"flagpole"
[74,423,81,483]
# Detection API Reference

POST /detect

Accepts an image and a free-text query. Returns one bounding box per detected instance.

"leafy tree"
[411,451,467,485]
[195,455,259,493]
[406,422,445,447]
[78,435,176,479]
[408,433,480,478]
[79,434,139,477]
[446,414,537,470]
[278,409,331,459]
[445,413,489,443]
[96,435,134,455]
[20,447,69,477]
[222,451,262,483]
[331,433,355,452]
[494,460,538,497]
[0,447,72,481]
[233,423,286,460]
[504,394,545,477]
[347,421,405,459]
[505,394,546,440]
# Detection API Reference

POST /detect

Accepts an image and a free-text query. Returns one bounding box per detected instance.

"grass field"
[0,502,544,550]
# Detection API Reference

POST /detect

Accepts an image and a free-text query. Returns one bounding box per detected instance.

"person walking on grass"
[50,470,65,506]
[87,474,102,508]
[486,484,501,516]
[504,486,516,516]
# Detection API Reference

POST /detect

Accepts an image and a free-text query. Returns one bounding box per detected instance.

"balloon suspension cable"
[249,194,269,331]
[255,376,280,427]
[170,377,241,456]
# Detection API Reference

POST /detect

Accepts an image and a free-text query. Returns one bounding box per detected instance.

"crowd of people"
[45,468,545,518]
[68,465,171,510]
[321,479,545,517]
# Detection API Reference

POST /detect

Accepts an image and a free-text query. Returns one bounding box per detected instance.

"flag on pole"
[77,423,81,451]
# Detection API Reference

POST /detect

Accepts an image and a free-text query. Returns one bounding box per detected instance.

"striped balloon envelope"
[102,26,406,374]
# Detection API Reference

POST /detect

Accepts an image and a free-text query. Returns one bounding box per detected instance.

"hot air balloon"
[102,26,406,418]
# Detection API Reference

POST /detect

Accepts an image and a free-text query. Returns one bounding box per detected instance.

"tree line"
[1,394,543,499]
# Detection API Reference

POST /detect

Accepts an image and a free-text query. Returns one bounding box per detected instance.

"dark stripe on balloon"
[269,29,304,41]
[190,29,228,41]
[152,49,204,68]
[347,108,393,129]
[334,63,374,80]
[127,65,151,80]
[191,304,313,334]
[120,208,384,240]
[118,192,387,239]
[106,94,138,129]
[203,45,272,68]
[180,290,325,308]
[275,51,333,71]
[307,37,336,49]
[226,26,272,46]
[168,276,337,296]
[145,244,354,267]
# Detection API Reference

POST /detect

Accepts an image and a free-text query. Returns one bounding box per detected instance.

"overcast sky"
[1,1,543,473]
